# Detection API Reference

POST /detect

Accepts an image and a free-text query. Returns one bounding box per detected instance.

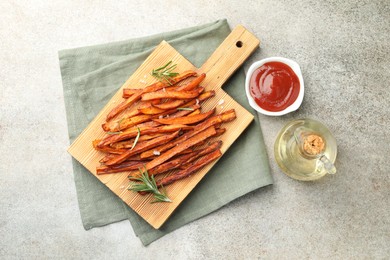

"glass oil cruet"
[274,118,337,181]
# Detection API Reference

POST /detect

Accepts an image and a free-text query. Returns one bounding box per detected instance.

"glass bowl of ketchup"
[245,57,304,116]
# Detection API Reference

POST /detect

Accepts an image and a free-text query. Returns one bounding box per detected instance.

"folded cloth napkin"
[59,19,273,246]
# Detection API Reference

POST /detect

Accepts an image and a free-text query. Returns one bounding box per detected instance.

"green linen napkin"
[59,19,273,246]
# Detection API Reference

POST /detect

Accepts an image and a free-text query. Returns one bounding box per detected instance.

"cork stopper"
[302,134,325,156]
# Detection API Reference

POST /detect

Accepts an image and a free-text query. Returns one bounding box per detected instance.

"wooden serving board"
[68,25,260,229]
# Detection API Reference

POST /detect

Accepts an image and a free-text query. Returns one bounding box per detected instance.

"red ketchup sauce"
[249,61,300,112]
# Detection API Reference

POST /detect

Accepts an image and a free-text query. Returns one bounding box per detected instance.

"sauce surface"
[249,61,300,112]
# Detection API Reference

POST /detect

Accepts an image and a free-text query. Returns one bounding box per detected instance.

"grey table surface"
[1,0,389,259]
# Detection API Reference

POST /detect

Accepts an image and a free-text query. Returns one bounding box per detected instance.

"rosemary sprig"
[130,127,141,150]
[117,118,126,129]
[177,107,195,111]
[128,168,171,203]
[151,61,179,85]
[106,131,123,135]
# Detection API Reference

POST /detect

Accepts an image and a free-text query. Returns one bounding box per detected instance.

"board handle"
[199,25,260,89]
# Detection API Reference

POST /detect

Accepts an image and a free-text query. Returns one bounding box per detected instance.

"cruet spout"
[319,155,337,175]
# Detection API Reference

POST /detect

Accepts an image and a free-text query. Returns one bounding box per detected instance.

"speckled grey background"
[1,0,389,259]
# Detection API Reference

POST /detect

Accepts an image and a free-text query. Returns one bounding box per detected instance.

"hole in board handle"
[236,41,243,48]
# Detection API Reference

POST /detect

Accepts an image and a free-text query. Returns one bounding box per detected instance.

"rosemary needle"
[128,168,171,203]
[151,61,179,85]
[130,127,141,150]
[106,131,123,135]
[177,107,195,111]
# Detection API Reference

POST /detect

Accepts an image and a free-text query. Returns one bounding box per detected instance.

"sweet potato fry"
[140,110,234,159]
[139,120,203,159]
[193,109,236,132]
[106,91,143,121]
[106,71,196,120]
[152,89,214,111]
[179,91,215,109]
[180,140,222,168]
[110,133,165,149]
[147,140,222,176]
[147,152,196,176]
[92,140,127,154]
[144,126,217,170]
[166,105,201,118]
[103,107,142,131]
[141,88,203,101]
[192,86,205,94]
[99,154,144,164]
[118,107,142,119]
[138,105,166,115]
[97,160,145,175]
[140,129,195,159]
[152,99,188,110]
[123,88,142,98]
[136,121,161,128]
[98,124,192,147]
[156,149,222,187]
[176,73,206,91]
[192,131,223,149]
[115,114,152,131]
[197,90,216,102]
[105,130,180,166]
[140,146,198,162]
[137,100,160,110]
[188,109,201,116]
[214,127,226,137]
[153,108,215,125]
[143,71,196,93]
[136,104,200,120]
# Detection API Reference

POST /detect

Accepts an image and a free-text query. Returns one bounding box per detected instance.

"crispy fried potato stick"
[138,106,166,115]
[180,140,222,168]
[188,109,201,116]
[141,88,203,101]
[156,149,222,187]
[106,71,196,120]
[106,91,143,121]
[147,140,222,176]
[102,108,142,131]
[193,109,236,132]
[190,129,225,150]
[153,108,215,125]
[166,105,201,118]
[147,152,196,176]
[143,71,196,93]
[214,127,226,136]
[195,90,216,103]
[136,121,161,128]
[140,110,235,159]
[110,133,165,149]
[122,88,142,98]
[144,126,217,170]
[99,154,144,164]
[96,160,145,175]
[115,114,152,131]
[152,99,187,110]
[92,140,127,154]
[97,124,192,147]
[105,130,180,166]
[176,73,206,91]
[140,129,198,159]
[152,90,215,111]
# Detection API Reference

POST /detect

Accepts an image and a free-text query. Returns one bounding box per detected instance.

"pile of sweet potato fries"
[93,69,236,190]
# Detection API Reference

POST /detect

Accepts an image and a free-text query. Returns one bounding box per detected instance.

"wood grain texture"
[68,25,260,229]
